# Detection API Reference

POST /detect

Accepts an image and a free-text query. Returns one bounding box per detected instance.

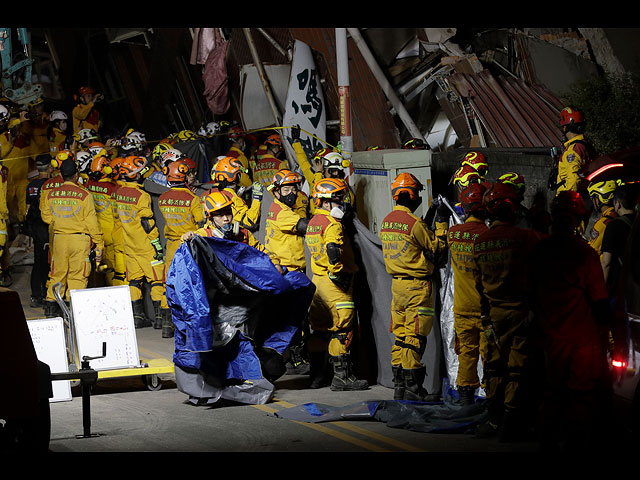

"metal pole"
[336,28,353,159]
[243,28,282,127]
[346,28,424,141]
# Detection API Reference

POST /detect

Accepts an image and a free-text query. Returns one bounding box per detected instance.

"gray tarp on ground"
[273,398,487,433]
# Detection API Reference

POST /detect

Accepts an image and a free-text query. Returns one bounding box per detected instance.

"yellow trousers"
[125,247,165,303]
[308,274,356,357]
[0,217,8,274]
[454,312,487,388]
[46,233,91,301]
[390,277,435,369]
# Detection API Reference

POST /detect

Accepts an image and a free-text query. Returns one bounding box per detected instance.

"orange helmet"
[312,178,348,206]
[452,164,482,188]
[203,190,234,216]
[269,169,301,191]
[498,172,526,197]
[391,172,423,201]
[52,150,74,169]
[163,160,190,184]
[88,155,113,180]
[109,157,125,180]
[118,156,149,180]
[265,133,282,148]
[462,151,488,177]
[212,156,243,183]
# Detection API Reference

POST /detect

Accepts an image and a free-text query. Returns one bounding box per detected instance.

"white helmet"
[0,104,10,121]
[49,110,68,122]
[159,148,185,168]
[77,128,98,143]
[76,151,93,173]
[201,122,221,137]
[323,151,347,169]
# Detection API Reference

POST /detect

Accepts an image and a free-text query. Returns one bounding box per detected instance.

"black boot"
[403,367,440,402]
[308,351,331,389]
[286,343,310,375]
[330,354,369,391]
[458,385,476,406]
[132,299,151,328]
[152,300,162,329]
[43,300,61,318]
[161,308,174,338]
[392,365,405,400]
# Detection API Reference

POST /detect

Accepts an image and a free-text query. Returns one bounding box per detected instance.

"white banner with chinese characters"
[282,39,327,192]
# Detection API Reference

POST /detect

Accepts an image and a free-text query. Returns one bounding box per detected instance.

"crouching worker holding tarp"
[165,190,315,406]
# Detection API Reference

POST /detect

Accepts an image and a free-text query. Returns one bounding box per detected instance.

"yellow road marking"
[258,399,422,452]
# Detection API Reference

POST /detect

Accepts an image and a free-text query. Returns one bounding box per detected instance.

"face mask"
[330,204,346,220]
[280,191,297,208]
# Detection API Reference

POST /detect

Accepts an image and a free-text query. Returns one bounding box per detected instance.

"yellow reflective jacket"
[114,181,159,254]
[265,197,306,270]
[159,186,205,241]
[72,102,100,134]
[1,131,31,181]
[84,178,119,245]
[556,134,591,193]
[379,205,448,279]
[0,166,8,218]
[253,152,289,189]
[305,208,358,277]
[40,180,104,251]
[448,216,488,315]
[588,206,617,257]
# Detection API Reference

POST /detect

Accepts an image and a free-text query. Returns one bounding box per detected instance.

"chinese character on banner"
[283,40,327,185]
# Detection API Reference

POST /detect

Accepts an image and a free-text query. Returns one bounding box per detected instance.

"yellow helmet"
[587,180,619,205]
[204,190,234,216]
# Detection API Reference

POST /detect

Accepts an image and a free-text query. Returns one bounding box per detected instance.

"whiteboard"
[27,317,72,403]
[70,285,140,371]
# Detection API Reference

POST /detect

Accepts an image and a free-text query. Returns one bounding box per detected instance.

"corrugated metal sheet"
[447,69,564,148]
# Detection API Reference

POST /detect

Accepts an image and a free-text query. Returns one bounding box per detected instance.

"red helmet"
[462,151,488,177]
[560,107,585,127]
[498,172,526,197]
[459,183,487,215]
[483,182,518,217]
[452,164,482,188]
[391,173,423,201]
[181,157,197,171]
[228,126,245,140]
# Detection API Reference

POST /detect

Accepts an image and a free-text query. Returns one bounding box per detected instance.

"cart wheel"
[144,374,162,391]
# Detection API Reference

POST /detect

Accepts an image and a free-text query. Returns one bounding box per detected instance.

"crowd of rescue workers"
[0,88,637,450]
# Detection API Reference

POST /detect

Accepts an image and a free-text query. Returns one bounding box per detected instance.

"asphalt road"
[10,239,541,456]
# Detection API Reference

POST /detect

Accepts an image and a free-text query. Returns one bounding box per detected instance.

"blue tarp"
[166,234,315,391]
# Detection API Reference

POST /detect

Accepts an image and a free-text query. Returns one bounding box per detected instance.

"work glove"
[151,238,164,261]
[291,124,301,141]
[329,272,353,292]
[252,182,264,201]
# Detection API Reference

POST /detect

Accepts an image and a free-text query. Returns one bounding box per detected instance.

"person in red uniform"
[447,182,489,405]
[471,182,547,441]
[528,190,612,451]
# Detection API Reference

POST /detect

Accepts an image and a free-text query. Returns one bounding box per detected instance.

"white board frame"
[70,285,140,371]
[27,317,72,403]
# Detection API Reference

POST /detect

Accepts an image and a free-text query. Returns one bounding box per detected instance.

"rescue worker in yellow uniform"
[182,190,282,272]
[84,154,119,286]
[225,126,253,189]
[2,116,32,226]
[471,182,547,441]
[253,133,289,189]
[0,163,9,286]
[25,97,50,157]
[556,107,594,195]
[289,126,356,215]
[587,179,619,258]
[447,183,489,405]
[265,169,309,272]
[108,157,127,286]
[379,173,449,401]
[201,156,263,231]
[158,159,205,338]
[47,111,70,155]
[72,87,103,136]
[41,159,104,317]
[305,178,368,391]
[114,155,166,329]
